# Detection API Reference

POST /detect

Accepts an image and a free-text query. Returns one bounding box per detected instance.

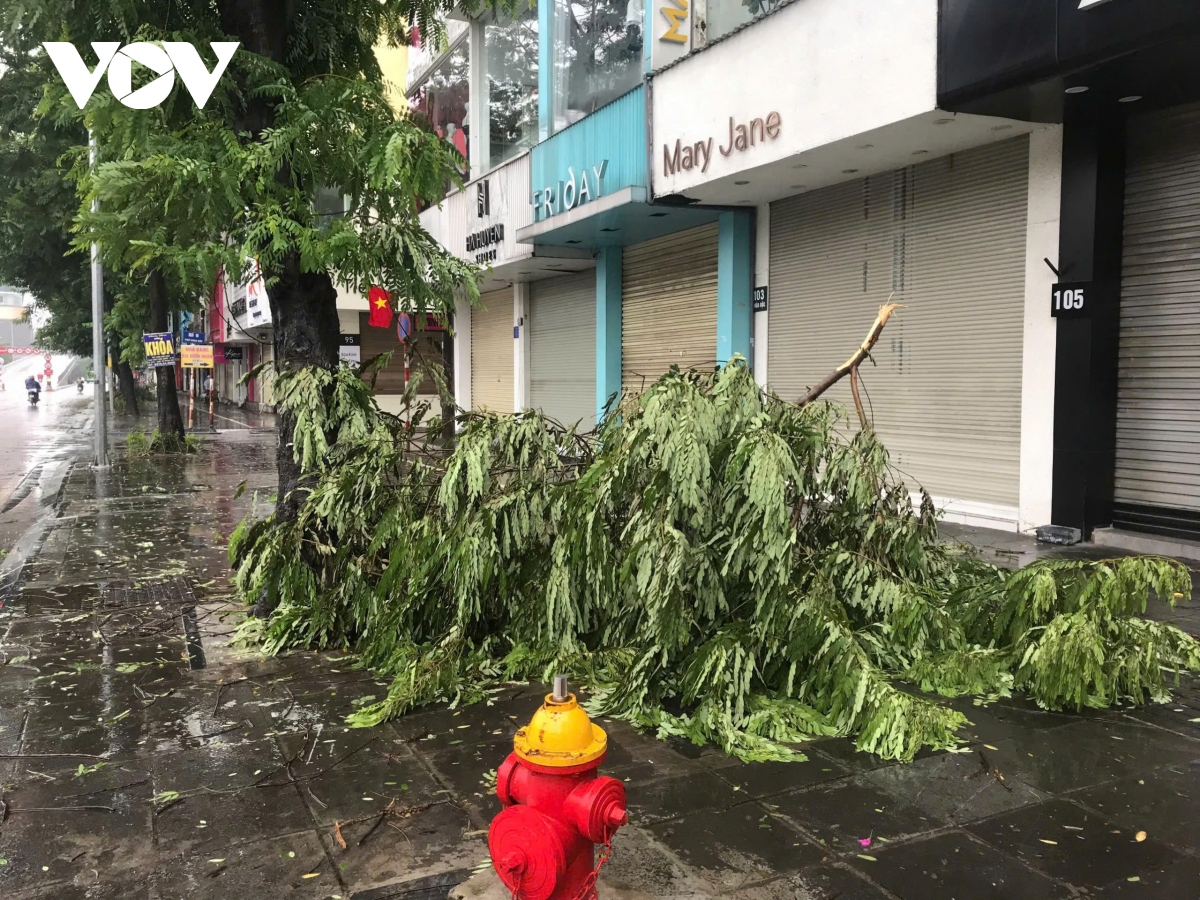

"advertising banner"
[143,332,176,368]
[181,343,215,369]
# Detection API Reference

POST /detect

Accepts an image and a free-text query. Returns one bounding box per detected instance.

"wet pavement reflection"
[0,408,1198,899]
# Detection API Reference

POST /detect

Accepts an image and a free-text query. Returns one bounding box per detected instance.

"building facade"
[415,0,1200,545]
[941,0,1200,542]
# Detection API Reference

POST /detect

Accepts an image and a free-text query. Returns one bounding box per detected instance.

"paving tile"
[599,824,716,898]
[853,829,1071,899]
[1069,764,1200,855]
[322,798,486,897]
[715,757,852,799]
[154,830,332,899]
[149,740,314,853]
[966,798,1182,889]
[623,769,746,825]
[806,739,897,773]
[648,802,824,889]
[1090,855,1200,898]
[765,776,936,855]
[978,719,1200,795]
[788,863,895,899]
[0,765,154,895]
[865,747,1048,824]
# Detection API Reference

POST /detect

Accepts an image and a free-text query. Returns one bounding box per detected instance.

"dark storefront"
[940,0,1200,540]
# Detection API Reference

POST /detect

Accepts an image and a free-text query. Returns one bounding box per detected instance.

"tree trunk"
[266,252,340,523]
[117,359,139,417]
[147,269,185,439]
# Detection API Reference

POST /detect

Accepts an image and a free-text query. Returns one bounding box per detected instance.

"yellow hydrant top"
[513,677,607,768]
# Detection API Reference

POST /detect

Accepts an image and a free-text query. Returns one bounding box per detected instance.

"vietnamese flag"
[367,286,393,329]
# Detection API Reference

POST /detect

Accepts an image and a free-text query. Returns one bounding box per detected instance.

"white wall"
[753,202,769,386]
[651,0,938,195]
[1018,126,1063,533]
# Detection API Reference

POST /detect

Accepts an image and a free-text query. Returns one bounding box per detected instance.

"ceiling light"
[734,180,750,185]
[991,124,1013,131]
[1119,95,1143,103]
[842,168,859,174]
[1065,86,1089,94]
[933,117,954,125]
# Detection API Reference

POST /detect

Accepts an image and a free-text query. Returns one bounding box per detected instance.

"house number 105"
[1050,282,1090,319]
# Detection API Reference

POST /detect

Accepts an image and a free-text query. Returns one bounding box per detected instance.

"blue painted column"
[717,210,753,364]
[596,248,623,420]
[538,0,553,142]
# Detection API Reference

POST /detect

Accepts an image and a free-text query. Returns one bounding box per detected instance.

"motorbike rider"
[25,374,40,401]
[77,376,85,393]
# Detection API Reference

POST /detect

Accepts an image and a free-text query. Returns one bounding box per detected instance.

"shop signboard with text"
[444,152,534,269]
[143,332,175,368]
[181,343,214,368]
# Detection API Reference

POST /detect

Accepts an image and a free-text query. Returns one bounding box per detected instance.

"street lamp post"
[89,130,109,467]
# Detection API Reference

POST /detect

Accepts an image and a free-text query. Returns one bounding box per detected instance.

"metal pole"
[89,130,109,467]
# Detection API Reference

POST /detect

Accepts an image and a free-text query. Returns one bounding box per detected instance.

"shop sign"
[1051,282,1091,319]
[339,334,361,365]
[753,286,768,313]
[662,113,781,176]
[466,224,505,265]
[182,329,205,345]
[142,332,175,368]
[532,160,608,222]
[221,345,244,361]
[654,0,690,68]
[181,343,214,368]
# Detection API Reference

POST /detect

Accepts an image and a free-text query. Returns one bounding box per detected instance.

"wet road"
[0,357,92,559]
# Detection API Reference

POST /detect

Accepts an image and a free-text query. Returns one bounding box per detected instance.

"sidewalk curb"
[0,458,76,598]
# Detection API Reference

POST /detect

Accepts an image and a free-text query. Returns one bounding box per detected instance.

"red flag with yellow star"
[367,286,393,329]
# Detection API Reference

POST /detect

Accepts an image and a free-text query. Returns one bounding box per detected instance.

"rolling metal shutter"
[622,223,719,393]
[1115,103,1200,532]
[360,313,445,397]
[529,272,596,428]
[769,137,1029,512]
[471,289,514,413]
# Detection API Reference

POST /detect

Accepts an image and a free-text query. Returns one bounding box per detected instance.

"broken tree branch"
[800,302,901,406]
[849,366,868,430]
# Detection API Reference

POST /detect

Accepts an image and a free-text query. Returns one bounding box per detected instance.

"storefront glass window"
[549,0,643,136]
[408,38,471,170]
[706,0,783,44]
[485,6,539,169]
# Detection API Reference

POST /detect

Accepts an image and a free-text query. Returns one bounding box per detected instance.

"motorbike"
[77,380,84,394]
[28,389,40,406]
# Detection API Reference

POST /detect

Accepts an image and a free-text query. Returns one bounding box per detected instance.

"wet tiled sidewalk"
[1,426,1198,899]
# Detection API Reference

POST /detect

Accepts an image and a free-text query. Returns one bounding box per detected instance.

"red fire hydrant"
[488,676,628,900]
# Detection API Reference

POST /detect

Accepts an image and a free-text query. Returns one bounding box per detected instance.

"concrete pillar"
[1018,126,1063,532]
[717,209,753,364]
[453,295,472,414]
[1051,98,1127,536]
[596,248,622,420]
[753,202,770,386]
[514,283,530,410]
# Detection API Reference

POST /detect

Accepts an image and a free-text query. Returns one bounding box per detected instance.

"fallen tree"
[231,315,1200,762]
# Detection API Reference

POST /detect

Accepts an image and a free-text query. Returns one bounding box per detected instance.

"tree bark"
[268,252,340,518]
[116,358,139,417]
[147,269,185,440]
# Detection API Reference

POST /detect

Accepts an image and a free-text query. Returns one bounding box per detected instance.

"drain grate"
[103,576,206,669]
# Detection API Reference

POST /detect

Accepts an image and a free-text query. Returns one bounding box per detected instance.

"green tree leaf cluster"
[231,359,1200,762]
